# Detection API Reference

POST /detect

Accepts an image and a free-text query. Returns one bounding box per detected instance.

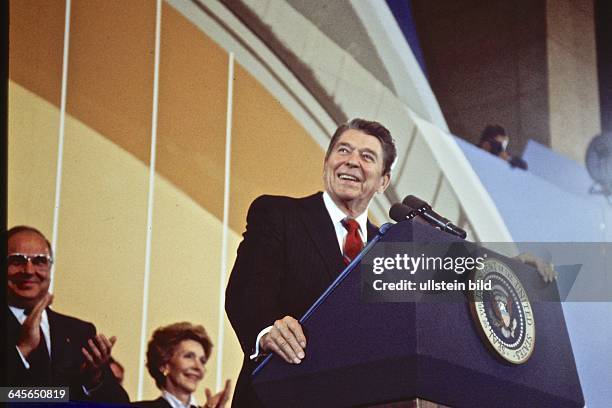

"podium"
[251,220,584,407]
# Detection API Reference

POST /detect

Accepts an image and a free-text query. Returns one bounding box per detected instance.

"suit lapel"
[298,192,346,280]
[366,220,379,242]
[156,397,173,408]
[47,309,71,376]
[6,307,22,343]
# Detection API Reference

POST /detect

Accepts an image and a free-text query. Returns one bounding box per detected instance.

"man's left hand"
[81,334,117,388]
[515,252,558,283]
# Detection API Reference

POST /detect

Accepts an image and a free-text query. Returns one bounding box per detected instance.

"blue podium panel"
[252,221,583,408]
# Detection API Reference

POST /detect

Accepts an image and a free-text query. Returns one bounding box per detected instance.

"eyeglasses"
[7,253,54,268]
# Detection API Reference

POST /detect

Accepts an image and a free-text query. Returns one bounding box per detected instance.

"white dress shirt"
[162,389,199,408]
[322,191,368,250]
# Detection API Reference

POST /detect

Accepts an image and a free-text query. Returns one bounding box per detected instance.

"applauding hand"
[81,333,118,388]
[16,293,53,358]
[205,379,232,408]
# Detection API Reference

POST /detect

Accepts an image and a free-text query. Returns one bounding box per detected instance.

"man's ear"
[378,173,391,193]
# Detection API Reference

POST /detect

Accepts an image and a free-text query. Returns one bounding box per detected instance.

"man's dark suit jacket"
[225,192,377,407]
[133,396,172,408]
[7,306,130,404]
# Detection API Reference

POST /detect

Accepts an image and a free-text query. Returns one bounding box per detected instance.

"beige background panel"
[9,0,65,107]
[156,2,228,222]
[222,234,244,403]
[51,114,149,399]
[143,174,226,399]
[66,0,156,165]
[8,83,60,234]
[230,63,326,232]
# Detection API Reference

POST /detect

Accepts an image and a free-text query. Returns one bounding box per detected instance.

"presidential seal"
[469,258,535,364]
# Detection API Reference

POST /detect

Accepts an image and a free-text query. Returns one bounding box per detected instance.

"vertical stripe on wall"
[50,0,72,292]
[216,52,234,390]
[137,0,162,400]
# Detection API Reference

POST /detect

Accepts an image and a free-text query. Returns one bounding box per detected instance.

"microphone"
[389,203,418,222]
[402,195,467,239]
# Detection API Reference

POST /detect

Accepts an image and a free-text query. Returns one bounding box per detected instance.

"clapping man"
[6,225,130,404]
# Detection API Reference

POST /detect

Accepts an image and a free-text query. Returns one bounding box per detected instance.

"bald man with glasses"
[6,225,129,404]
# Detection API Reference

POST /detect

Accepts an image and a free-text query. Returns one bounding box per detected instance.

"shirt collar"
[9,304,49,326]
[161,390,198,408]
[323,191,369,237]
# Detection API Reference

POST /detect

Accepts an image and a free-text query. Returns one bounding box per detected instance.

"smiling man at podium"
[226,118,397,407]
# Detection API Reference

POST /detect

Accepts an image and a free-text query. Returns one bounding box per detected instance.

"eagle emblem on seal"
[469,257,536,364]
[491,292,518,339]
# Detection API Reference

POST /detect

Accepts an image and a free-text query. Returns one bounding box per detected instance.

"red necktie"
[342,218,363,264]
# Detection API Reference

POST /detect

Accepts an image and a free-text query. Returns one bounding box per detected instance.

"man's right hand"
[260,316,307,364]
[16,293,53,358]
